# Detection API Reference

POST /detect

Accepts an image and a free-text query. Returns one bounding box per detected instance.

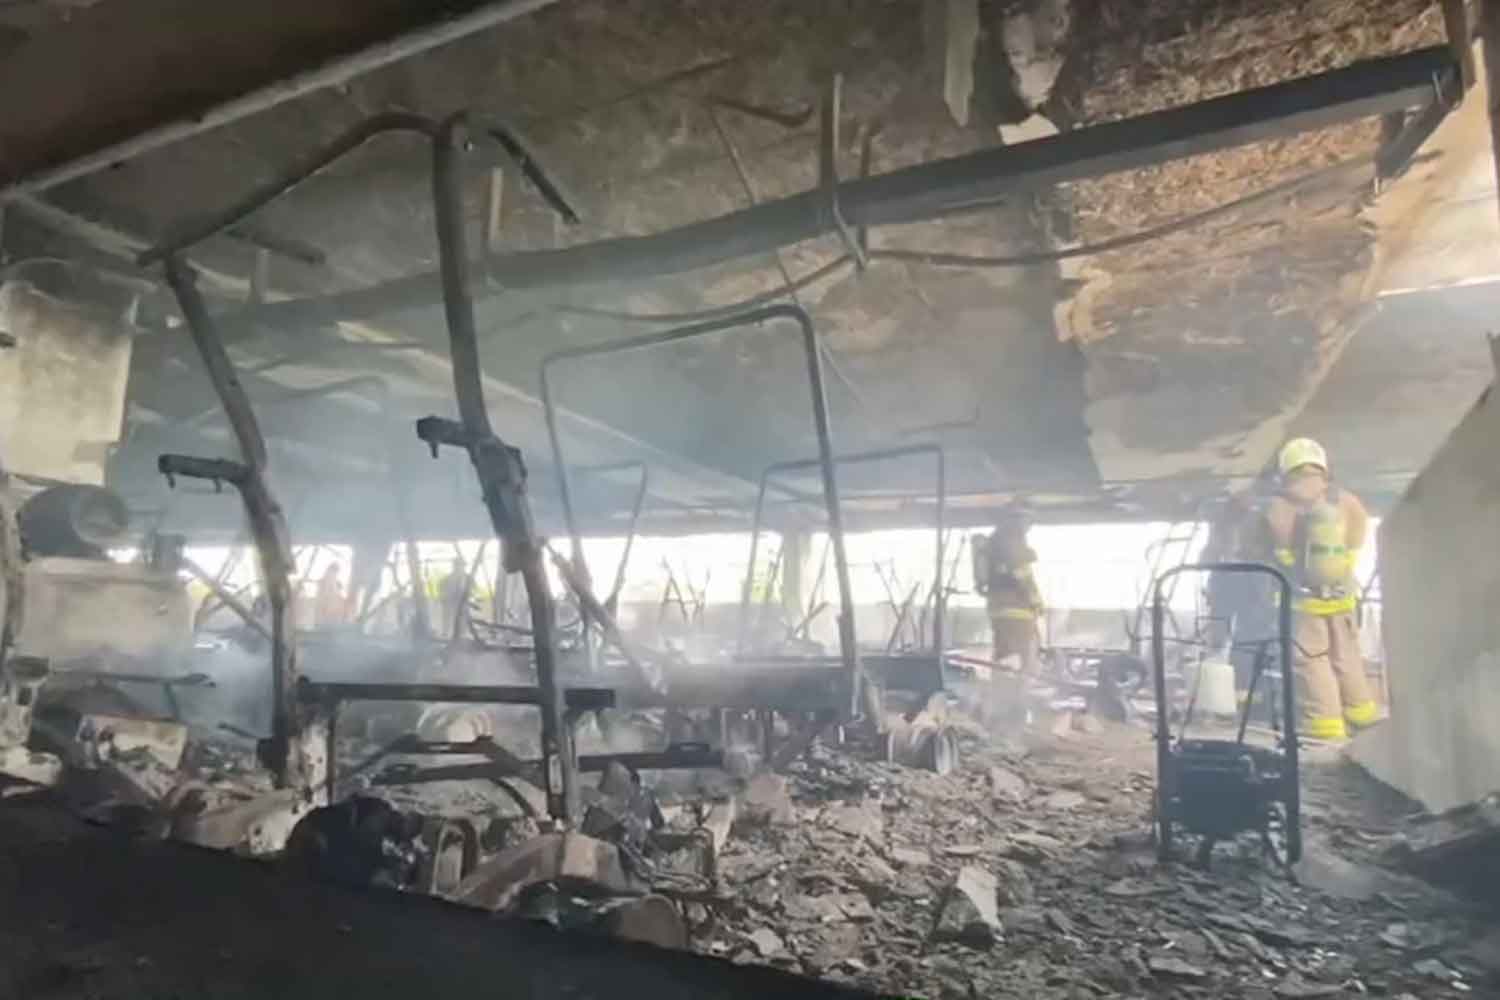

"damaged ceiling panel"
[0,0,1477,536]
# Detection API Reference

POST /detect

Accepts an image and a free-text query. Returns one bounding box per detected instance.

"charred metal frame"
[422,111,579,823]
[538,303,861,716]
[1151,562,1299,865]
[157,260,325,794]
[142,109,583,821]
[738,443,947,657]
[298,677,617,807]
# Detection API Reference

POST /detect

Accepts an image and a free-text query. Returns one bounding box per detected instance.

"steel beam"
[222,46,1458,330]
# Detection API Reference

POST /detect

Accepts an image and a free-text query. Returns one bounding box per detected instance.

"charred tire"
[926,727,958,776]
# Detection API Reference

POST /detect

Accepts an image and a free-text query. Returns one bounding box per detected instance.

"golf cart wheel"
[926,727,958,776]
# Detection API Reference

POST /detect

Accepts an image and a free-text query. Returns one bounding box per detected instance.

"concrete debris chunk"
[720,851,777,883]
[1040,789,1086,812]
[999,905,1047,933]
[1243,915,1319,949]
[941,843,983,858]
[988,765,1029,803]
[1272,974,1348,998]
[1045,908,1077,937]
[834,893,877,922]
[1379,920,1447,951]
[736,773,795,828]
[803,924,864,974]
[932,865,1002,949]
[747,927,785,957]
[888,845,930,867]
[599,896,687,951]
[1002,831,1063,862]
[1238,931,1271,962]
[1103,877,1167,898]
[822,801,884,843]
[1148,956,1208,980]
[1412,957,1458,980]
[1199,926,1232,960]
[994,859,1034,906]
[785,893,844,924]
[1292,845,1385,900]
[699,799,736,854]
[454,832,638,913]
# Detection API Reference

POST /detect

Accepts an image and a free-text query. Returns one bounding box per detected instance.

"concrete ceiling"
[0,0,1492,541]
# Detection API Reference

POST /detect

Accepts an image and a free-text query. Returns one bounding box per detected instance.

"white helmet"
[1278,438,1328,477]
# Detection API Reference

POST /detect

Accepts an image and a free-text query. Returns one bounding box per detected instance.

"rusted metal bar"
[140,109,574,267]
[576,746,724,772]
[141,113,438,265]
[426,111,578,823]
[159,258,324,795]
[819,73,866,269]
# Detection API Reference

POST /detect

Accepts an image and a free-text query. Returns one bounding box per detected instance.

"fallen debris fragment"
[1412,957,1458,981]
[988,765,1029,803]
[737,773,795,828]
[1103,877,1168,898]
[747,927,785,957]
[821,801,884,843]
[1040,789,1085,812]
[932,865,1002,948]
[888,846,930,867]
[1272,973,1348,998]
[1148,955,1208,980]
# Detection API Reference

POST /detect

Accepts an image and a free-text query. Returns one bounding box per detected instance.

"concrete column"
[780,530,809,627]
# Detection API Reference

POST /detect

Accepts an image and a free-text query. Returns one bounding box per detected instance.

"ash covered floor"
[1,720,1496,1000]
[0,795,875,1000]
[697,722,1500,999]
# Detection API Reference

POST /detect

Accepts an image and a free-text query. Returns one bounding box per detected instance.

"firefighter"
[973,509,1044,729]
[1263,438,1379,742]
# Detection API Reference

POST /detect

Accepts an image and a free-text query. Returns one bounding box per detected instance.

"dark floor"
[0,798,878,1000]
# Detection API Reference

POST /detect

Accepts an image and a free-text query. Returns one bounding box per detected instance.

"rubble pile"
[693,724,1497,999]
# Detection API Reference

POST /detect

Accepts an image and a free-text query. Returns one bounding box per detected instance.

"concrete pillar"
[780,530,809,627]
